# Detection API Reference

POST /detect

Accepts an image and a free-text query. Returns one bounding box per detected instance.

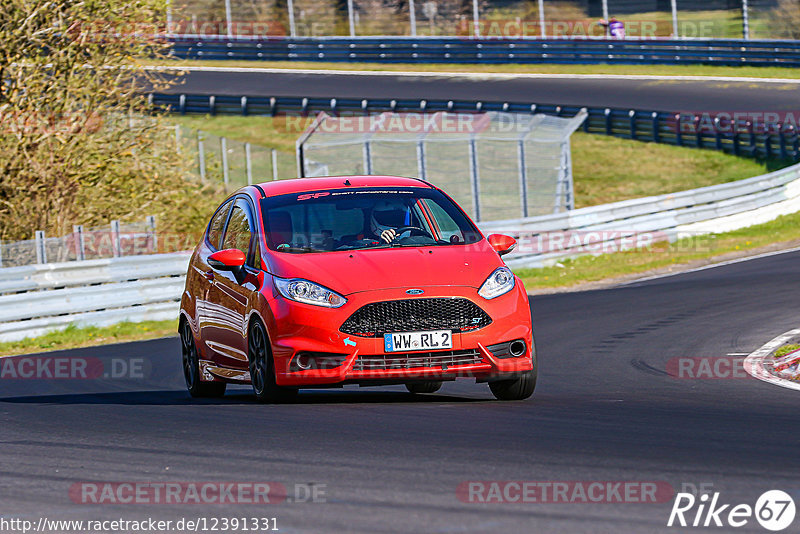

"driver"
[370,199,412,244]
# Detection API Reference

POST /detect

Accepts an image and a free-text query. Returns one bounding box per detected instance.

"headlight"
[274,277,346,308]
[478,267,515,299]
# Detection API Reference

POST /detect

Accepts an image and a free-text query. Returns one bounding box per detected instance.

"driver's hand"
[380,229,397,243]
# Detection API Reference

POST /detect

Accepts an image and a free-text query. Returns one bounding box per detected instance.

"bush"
[0,0,224,243]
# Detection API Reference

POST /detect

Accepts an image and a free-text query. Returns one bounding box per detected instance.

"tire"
[248,321,298,403]
[405,381,442,394]
[180,319,226,398]
[489,370,536,401]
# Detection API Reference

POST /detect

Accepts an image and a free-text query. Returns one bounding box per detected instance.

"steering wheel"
[393,226,429,238]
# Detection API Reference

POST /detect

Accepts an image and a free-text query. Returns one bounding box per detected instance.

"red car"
[179,176,536,402]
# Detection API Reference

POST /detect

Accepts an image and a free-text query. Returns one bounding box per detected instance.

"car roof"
[250,175,433,197]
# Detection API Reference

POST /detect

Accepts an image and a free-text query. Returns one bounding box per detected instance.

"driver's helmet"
[369,199,409,237]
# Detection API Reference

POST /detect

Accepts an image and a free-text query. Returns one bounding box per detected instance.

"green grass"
[167,114,773,208]
[150,58,800,80]
[774,345,800,359]
[515,210,800,290]
[0,320,178,357]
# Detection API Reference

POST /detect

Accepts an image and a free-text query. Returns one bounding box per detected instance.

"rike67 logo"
[668,490,796,531]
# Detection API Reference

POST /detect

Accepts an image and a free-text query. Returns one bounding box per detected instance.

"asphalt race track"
[166,68,800,112]
[2,250,800,533]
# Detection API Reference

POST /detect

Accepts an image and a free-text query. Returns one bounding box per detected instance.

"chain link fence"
[167,0,792,40]
[297,110,587,222]
[0,218,158,268]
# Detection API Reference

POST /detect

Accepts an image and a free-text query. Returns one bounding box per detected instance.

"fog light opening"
[509,340,526,357]
[296,354,312,370]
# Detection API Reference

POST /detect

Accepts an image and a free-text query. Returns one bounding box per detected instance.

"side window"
[422,199,463,241]
[207,200,232,250]
[221,204,252,258]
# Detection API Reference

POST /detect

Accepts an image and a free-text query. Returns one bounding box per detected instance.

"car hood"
[264,243,503,296]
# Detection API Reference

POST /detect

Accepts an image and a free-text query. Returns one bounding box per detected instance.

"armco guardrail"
[0,252,190,343]
[168,37,800,67]
[479,161,800,269]
[151,93,800,162]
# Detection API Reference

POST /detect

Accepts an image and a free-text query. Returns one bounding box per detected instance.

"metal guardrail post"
[652,112,660,143]
[287,0,296,38]
[271,149,279,180]
[111,220,121,258]
[146,215,157,254]
[416,140,427,181]
[538,0,546,38]
[363,141,373,175]
[73,225,85,261]
[742,0,750,40]
[472,0,480,38]
[347,0,355,37]
[409,0,417,37]
[35,231,47,264]
[468,137,481,222]
[224,0,233,38]
[517,139,528,218]
[198,130,206,180]
[674,114,683,147]
[221,137,230,185]
[245,143,253,184]
[629,110,637,140]
[604,109,612,135]
[670,0,679,38]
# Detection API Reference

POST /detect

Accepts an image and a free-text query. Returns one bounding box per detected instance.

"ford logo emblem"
[406,289,424,295]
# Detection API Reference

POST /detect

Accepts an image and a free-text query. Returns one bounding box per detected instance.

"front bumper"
[265,282,533,387]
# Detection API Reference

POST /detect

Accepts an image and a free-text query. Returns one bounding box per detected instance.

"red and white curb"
[743,328,800,392]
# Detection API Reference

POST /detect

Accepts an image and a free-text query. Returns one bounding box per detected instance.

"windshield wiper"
[275,245,324,253]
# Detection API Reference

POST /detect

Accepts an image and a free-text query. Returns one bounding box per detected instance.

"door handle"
[205,270,215,281]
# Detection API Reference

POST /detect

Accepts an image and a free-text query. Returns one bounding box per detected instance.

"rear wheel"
[180,319,226,398]
[405,381,442,394]
[248,321,297,403]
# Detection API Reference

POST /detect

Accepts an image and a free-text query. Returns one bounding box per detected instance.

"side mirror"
[487,234,517,256]
[208,249,246,271]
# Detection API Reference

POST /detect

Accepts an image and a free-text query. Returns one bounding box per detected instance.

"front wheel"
[489,370,536,401]
[180,319,226,398]
[248,321,297,403]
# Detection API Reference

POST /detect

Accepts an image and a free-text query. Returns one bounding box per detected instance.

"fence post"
[166,0,173,36]
[670,0,678,38]
[601,0,609,36]
[472,0,480,38]
[409,0,417,37]
[73,225,85,261]
[245,143,253,184]
[742,0,750,40]
[287,0,296,38]
[198,130,206,180]
[224,0,233,38]
[347,0,356,37]
[146,215,157,254]
[468,138,481,222]
[517,139,529,218]
[111,220,121,258]
[416,140,427,181]
[363,141,373,175]
[221,136,230,185]
[271,149,279,180]
[35,230,47,264]
[538,0,546,38]
[0,240,3,267]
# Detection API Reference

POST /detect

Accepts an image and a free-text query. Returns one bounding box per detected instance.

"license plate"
[384,330,452,352]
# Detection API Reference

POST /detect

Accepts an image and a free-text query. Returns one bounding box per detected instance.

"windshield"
[260,187,482,253]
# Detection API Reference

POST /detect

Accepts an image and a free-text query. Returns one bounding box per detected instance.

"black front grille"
[340,298,492,337]
[353,349,483,371]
